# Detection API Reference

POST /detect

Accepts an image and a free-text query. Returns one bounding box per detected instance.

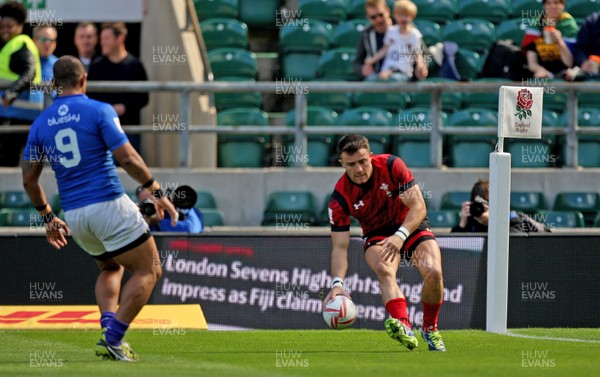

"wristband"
[331,277,343,288]
[394,226,410,242]
[42,212,55,224]
[142,177,155,189]
[35,203,48,211]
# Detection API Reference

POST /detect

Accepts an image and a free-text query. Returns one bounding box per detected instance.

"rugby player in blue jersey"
[22,56,178,362]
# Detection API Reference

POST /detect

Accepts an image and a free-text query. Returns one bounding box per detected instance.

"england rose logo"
[515,89,533,120]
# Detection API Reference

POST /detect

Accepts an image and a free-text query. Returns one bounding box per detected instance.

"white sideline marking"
[506,331,600,343]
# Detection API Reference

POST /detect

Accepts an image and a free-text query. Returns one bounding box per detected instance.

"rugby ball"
[323,295,356,329]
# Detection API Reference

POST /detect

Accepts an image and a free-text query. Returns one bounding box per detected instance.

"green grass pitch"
[1,328,598,377]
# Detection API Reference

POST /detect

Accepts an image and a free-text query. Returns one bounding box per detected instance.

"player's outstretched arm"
[112,142,178,226]
[323,231,352,306]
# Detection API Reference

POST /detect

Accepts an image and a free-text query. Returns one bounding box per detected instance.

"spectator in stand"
[520,0,578,79]
[74,22,98,72]
[566,11,600,81]
[363,0,428,81]
[33,25,58,81]
[0,1,43,166]
[353,0,393,79]
[87,22,148,154]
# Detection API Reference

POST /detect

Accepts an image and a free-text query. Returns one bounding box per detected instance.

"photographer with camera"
[451,179,549,233]
[136,185,203,233]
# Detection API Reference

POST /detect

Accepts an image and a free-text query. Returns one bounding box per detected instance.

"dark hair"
[101,22,128,38]
[337,134,370,155]
[76,21,98,34]
[0,1,27,25]
[542,0,565,4]
[53,56,85,89]
[471,179,490,201]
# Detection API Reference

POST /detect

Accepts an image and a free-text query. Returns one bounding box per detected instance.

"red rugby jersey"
[328,154,415,236]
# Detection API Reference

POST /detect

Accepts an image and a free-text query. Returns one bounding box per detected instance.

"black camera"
[139,185,197,220]
[469,196,488,218]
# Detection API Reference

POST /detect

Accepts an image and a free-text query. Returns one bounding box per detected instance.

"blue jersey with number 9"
[23,94,129,211]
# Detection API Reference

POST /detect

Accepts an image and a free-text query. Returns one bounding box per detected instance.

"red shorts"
[363,219,436,261]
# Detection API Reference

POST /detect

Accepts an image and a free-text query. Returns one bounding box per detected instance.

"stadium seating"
[239,0,279,26]
[285,106,338,167]
[455,48,484,81]
[353,90,410,112]
[407,78,462,112]
[217,107,270,167]
[440,191,471,210]
[510,0,543,18]
[442,19,496,54]
[511,192,547,214]
[462,78,512,110]
[0,191,31,208]
[594,212,600,227]
[199,208,226,226]
[337,107,394,154]
[562,108,600,168]
[298,0,350,23]
[495,19,528,43]
[200,18,249,50]
[553,192,600,226]
[413,0,457,24]
[0,208,40,227]
[194,0,239,19]
[541,83,567,112]
[317,48,360,80]
[262,191,319,226]
[428,210,460,227]
[457,0,510,24]
[195,191,218,209]
[447,108,497,167]
[279,19,332,80]
[395,108,449,168]
[413,19,442,47]
[307,79,353,111]
[349,0,395,18]
[214,77,262,110]
[332,19,368,48]
[536,210,585,228]
[208,48,257,79]
[566,0,600,19]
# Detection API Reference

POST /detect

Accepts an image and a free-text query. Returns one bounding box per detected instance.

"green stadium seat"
[262,191,319,226]
[284,106,338,167]
[462,78,512,109]
[413,0,457,24]
[337,107,394,154]
[195,191,218,209]
[279,19,332,53]
[353,91,410,112]
[495,19,528,43]
[440,191,471,210]
[510,0,543,18]
[578,89,600,108]
[407,78,462,112]
[214,77,262,110]
[208,48,257,79]
[442,19,496,54]
[194,0,239,19]
[510,192,547,213]
[447,108,497,167]
[455,48,484,81]
[394,108,448,168]
[199,208,226,226]
[457,0,510,24]
[307,79,353,111]
[553,192,600,226]
[239,0,279,26]
[536,210,585,228]
[282,53,322,80]
[566,0,600,19]
[0,191,31,208]
[541,82,567,112]
[298,0,350,23]
[317,48,361,80]
[559,107,600,167]
[332,19,368,48]
[200,18,249,50]
[594,212,600,227]
[413,19,442,47]
[428,210,460,227]
[217,107,270,167]
[0,208,40,227]
[349,0,394,19]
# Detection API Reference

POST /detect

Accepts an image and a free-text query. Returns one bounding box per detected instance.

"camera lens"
[140,199,156,217]
[470,201,485,217]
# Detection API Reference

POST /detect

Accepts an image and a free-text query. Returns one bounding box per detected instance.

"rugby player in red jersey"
[323,134,446,351]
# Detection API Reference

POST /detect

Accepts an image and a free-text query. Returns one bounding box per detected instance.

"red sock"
[385,298,411,329]
[422,300,442,332]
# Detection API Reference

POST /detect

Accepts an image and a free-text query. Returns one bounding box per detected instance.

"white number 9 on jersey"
[54,128,82,168]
